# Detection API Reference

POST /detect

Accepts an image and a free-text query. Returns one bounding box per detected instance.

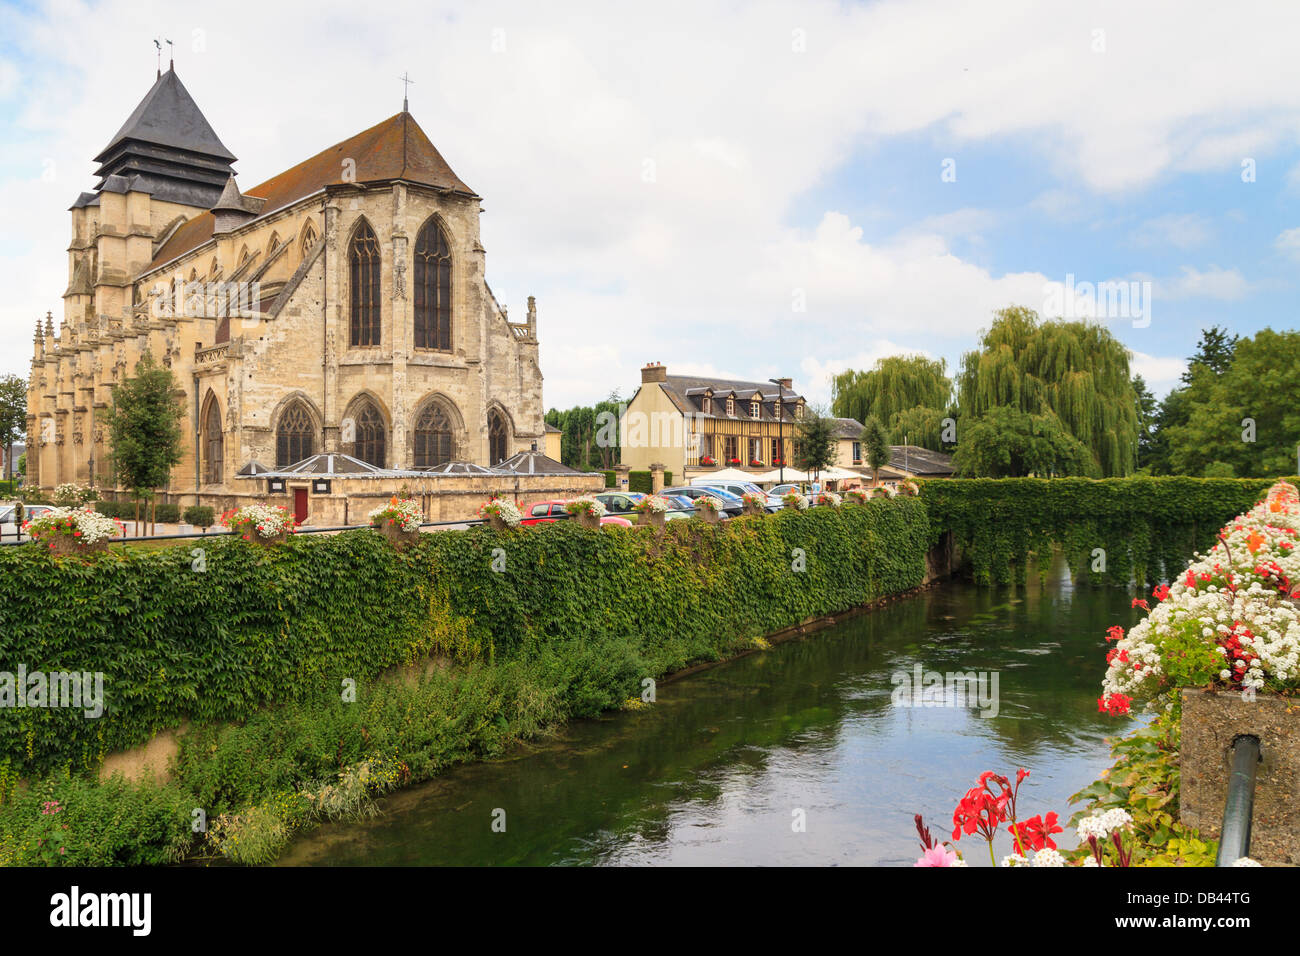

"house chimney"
[777,377,793,390]
[641,361,667,384]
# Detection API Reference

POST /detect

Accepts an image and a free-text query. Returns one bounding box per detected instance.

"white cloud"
[1131,214,1212,250]
[1275,227,1300,261]
[1129,350,1187,396]
[1158,265,1251,301]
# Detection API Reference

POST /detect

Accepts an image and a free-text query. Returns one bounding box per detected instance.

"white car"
[0,503,53,540]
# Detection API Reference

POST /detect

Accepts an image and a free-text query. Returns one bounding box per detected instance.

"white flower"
[1000,854,1030,867]
[27,506,121,546]
[1031,848,1065,867]
[1232,857,1262,867]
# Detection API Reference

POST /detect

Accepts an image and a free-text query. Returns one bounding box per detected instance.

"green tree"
[545,390,624,469]
[0,374,27,481]
[888,403,956,452]
[105,354,185,528]
[952,406,1098,478]
[1133,374,1158,471]
[956,306,1139,476]
[792,404,839,481]
[1163,328,1300,477]
[831,355,951,426]
[861,415,891,484]
[1181,325,1238,382]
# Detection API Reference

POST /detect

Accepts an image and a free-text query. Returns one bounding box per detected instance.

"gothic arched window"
[414,401,454,468]
[203,399,224,484]
[353,401,386,467]
[413,218,452,350]
[349,221,381,347]
[488,409,508,465]
[276,400,315,467]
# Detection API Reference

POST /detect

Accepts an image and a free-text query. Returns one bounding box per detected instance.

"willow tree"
[956,306,1139,476]
[832,355,951,425]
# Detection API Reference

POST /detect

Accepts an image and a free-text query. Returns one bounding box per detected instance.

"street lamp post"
[769,378,785,486]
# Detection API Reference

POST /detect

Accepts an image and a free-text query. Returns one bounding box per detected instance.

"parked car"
[520,499,632,527]
[692,479,782,511]
[594,491,691,521]
[660,485,744,517]
[770,483,809,499]
[0,503,53,539]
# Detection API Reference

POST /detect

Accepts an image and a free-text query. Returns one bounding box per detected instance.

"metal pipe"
[1216,734,1261,866]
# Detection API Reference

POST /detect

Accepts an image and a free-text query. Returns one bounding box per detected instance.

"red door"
[293,488,309,524]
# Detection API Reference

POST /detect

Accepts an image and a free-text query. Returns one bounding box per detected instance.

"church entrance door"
[293,488,308,524]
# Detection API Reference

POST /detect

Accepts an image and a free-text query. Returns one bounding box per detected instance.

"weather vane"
[399,71,414,111]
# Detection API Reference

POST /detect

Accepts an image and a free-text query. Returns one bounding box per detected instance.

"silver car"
[692,480,782,511]
[0,503,53,540]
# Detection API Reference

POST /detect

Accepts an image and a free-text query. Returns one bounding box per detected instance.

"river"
[281,564,1135,866]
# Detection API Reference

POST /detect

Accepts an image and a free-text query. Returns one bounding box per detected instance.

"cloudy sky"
[2,0,1298,410]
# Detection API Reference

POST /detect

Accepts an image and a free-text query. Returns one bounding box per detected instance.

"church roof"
[150,112,476,270]
[96,68,236,164]
[91,68,237,208]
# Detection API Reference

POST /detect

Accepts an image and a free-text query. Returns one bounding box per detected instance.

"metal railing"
[1216,734,1261,866]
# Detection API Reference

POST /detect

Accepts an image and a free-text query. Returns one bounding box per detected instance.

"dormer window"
[750,400,760,417]
[702,395,712,415]
[794,403,804,419]
[726,396,735,416]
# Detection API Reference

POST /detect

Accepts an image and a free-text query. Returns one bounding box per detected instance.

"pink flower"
[914,844,961,867]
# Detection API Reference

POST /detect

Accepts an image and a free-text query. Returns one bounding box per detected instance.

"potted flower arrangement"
[897,479,920,497]
[633,494,673,529]
[565,496,606,529]
[815,491,842,508]
[699,455,717,467]
[740,491,768,516]
[726,457,741,466]
[872,484,897,500]
[369,496,424,547]
[478,497,522,531]
[25,506,122,555]
[782,491,808,511]
[222,503,296,544]
[749,459,763,467]
[843,489,869,505]
[694,493,724,524]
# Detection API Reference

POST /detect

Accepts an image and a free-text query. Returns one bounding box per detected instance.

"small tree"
[105,354,185,534]
[862,415,891,485]
[0,374,27,482]
[793,405,838,484]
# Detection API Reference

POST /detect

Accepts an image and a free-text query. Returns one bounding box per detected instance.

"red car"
[520,499,632,527]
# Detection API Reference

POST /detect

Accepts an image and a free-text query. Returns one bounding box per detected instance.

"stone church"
[25,65,585,521]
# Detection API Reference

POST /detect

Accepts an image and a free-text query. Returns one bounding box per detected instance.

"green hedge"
[600,470,674,492]
[919,476,1297,586]
[0,499,929,779]
[93,500,180,523]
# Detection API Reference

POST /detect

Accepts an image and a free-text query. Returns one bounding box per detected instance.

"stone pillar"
[650,462,664,494]
[614,464,630,490]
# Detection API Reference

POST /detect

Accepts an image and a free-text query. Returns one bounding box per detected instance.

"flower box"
[699,456,716,466]
[477,497,521,531]
[741,492,767,516]
[694,495,723,524]
[26,506,122,555]
[565,497,606,529]
[726,458,741,465]
[222,504,296,544]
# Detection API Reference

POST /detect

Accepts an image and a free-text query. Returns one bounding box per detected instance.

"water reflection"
[281,563,1133,866]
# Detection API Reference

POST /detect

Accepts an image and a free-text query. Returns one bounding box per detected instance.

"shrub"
[183,505,215,528]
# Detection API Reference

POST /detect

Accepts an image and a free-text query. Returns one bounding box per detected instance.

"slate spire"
[90,67,236,208]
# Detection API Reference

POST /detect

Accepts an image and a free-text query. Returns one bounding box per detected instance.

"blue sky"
[1,0,1297,411]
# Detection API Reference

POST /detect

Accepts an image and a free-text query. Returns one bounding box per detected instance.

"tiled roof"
[96,68,236,163]
[495,451,591,476]
[149,112,475,271]
[888,445,955,476]
[831,417,865,439]
[659,374,805,423]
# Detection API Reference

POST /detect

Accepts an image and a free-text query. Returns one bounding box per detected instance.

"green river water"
[280,564,1135,866]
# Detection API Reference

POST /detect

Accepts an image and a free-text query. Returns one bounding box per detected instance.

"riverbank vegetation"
[920,475,1293,586]
[0,499,929,865]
